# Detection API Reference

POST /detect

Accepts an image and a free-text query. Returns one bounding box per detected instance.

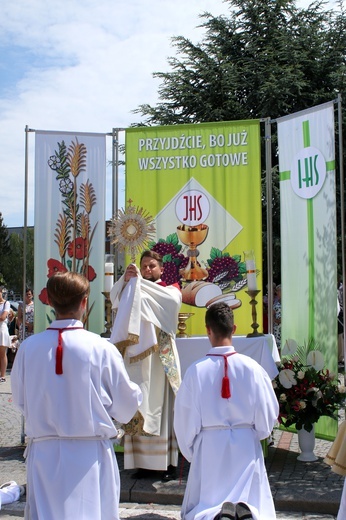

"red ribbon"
[47,327,83,375]
[207,352,237,398]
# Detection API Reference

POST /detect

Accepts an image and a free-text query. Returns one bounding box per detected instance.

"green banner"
[125,120,262,336]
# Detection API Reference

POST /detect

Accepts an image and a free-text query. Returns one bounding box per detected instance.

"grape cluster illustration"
[148,236,245,288]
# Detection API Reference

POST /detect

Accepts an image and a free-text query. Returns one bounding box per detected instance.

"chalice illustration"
[177,223,209,281]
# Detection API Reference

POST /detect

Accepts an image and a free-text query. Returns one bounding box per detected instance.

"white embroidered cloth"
[110,270,182,359]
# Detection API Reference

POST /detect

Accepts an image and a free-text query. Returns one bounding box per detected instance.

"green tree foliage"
[0,213,11,284]
[134,0,346,282]
[1,227,34,296]
[137,0,346,123]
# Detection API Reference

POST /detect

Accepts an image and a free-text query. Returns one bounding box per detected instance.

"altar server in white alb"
[174,302,279,520]
[11,271,142,520]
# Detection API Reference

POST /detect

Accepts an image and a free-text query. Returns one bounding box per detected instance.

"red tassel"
[221,376,231,399]
[47,326,83,376]
[56,345,63,375]
[207,351,236,399]
[56,329,63,375]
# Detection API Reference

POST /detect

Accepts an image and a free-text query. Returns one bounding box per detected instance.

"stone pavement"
[0,371,344,519]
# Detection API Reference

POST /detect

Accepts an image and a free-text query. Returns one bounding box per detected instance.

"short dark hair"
[205,302,234,338]
[140,250,163,266]
[47,272,90,315]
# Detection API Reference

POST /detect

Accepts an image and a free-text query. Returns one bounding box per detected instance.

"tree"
[1,229,34,296]
[134,0,346,282]
[0,213,11,285]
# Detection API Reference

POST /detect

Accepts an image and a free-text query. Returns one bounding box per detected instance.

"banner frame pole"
[336,94,346,376]
[21,124,31,445]
[111,128,125,279]
[264,117,274,333]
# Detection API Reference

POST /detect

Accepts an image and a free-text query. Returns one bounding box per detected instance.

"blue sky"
[0,0,328,228]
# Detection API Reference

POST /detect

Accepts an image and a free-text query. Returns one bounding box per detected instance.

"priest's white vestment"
[174,345,279,520]
[11,319,142,520]
[110,273,182,470]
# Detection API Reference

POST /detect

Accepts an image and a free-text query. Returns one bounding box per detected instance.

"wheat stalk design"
[80,180,97,214]
[54,213,71,260]
[67,138,87,178]
[80,214,90,240]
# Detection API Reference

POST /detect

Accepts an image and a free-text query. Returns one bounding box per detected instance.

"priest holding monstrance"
[109,245,182,481]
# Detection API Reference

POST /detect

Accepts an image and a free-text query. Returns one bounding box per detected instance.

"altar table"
[176,334,280,380]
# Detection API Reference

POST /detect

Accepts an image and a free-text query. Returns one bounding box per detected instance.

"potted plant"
[273,339,346,461]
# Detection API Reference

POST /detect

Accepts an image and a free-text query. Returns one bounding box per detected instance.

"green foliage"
[0,213,10,262]
[136,0,346,124]
[1,227,34,295]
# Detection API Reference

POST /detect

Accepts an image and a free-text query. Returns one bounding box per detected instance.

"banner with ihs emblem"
[125,120,262,336]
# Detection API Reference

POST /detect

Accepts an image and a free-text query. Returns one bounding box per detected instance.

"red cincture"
[47,327,83,375]
[207,352,237,398]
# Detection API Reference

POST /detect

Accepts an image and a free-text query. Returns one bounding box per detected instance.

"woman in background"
[0,286,11,382]
[17,288,34,342]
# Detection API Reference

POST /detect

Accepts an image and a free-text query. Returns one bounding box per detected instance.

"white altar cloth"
[176,334,280,380]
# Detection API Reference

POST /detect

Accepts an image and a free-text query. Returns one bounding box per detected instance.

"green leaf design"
[166,233,178,245]
[210,247,222,260]
[238,262,247,274]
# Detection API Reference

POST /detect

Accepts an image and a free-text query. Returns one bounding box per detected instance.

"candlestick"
[101,291,112,338]
[246,290,264,337]
[177,312,195,338]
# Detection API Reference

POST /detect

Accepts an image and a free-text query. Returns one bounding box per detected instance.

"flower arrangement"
[273,339,346,432]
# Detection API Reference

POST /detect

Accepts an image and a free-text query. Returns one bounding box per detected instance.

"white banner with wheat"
[34,131,106,334]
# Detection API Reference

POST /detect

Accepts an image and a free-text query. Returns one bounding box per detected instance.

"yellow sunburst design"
[108,200,156,262]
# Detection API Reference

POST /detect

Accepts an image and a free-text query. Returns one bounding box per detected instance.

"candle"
[244,251,257,291]
[104,262,114,293]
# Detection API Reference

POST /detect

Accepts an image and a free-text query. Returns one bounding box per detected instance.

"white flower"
[311,389,323,407]
[279,369,297,389]
[297,371,305,380]
[306,350,325,372]
[279,393,287,402]
[338,385,346,394]
[282,339,298,357]
[299,401,306,410]
[306,386,319,394]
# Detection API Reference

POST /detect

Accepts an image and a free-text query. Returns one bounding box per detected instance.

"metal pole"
[21,125,30,445]
[337,95,346,376]
[111,128,118,278]
[22,126,29,342]
[265,117,274,334]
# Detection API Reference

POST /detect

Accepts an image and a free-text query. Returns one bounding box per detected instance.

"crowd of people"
[2,261,346,519]
[0,286,35,380]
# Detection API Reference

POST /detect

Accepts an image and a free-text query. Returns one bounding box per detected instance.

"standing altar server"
[11,271,142,520]
[174,302,278,520]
